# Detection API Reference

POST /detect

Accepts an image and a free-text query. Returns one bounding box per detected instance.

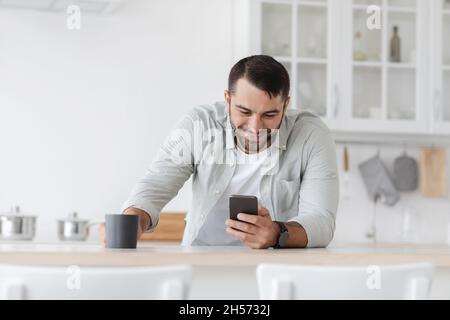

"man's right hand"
[99,207,152,247]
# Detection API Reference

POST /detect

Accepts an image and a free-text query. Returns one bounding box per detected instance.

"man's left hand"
[225,206,279,249]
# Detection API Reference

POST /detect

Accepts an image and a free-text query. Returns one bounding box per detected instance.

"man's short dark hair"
[228,55,290,101]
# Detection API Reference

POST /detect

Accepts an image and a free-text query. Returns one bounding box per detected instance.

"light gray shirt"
[192,145,270,246]
[121,102,339,247]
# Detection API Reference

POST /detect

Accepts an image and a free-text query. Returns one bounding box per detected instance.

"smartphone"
[229,195,258,221]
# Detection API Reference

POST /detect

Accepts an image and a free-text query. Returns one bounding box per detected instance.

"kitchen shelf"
[273,56,292,63]
[298,57,328,65]
[353,62,416,70]
[298,1,327,8]
[353,61,383,68]
[333,131,450,148]
[387,63,416,69]
[387,6,416,14]
[353,4,416,14]
[353,5,373,11]
[272,57,329,66]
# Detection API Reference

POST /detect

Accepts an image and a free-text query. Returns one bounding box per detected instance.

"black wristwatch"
[273,221,289,249]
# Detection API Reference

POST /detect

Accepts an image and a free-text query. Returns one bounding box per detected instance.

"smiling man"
[115,55,339,249]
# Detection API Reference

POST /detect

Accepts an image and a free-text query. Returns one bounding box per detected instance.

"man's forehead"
[232,78,284,110]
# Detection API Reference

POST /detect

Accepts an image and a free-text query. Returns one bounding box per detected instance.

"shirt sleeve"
[288,128,339,248]
[121,110,198,233]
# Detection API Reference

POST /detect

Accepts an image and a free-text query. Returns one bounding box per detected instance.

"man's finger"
[99,223,107,247]
[226,227,257,242]
[226,219,257,235]
[236,213,259,225]
[258,206,270,217]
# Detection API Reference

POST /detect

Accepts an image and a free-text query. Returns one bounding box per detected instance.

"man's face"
[224,78,289,132]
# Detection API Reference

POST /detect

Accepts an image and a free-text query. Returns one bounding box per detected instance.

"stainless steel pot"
[0,206,37,241]
[57,212,100,241]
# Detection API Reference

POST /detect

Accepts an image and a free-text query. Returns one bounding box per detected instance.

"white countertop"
[1,241,450,267]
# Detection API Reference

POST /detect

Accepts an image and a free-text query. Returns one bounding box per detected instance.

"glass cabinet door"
[442,1,450,122]
[260,0,330,117]
[431,0,450,133]
[261,2,292,57]
[351,0,419,126]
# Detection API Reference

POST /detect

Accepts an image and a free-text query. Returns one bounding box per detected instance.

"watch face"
[279,231,289,247]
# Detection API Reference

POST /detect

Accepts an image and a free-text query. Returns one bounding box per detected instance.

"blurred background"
[0,0,449,245]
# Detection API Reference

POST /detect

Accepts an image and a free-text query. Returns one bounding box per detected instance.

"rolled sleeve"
[120,202,160,233]
[293,129,339,248]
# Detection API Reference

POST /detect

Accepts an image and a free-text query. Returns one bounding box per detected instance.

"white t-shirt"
[192,147,272,246]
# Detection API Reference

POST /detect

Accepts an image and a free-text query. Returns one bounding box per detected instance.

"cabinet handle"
[434,90,441,122]
[333,84,340,118]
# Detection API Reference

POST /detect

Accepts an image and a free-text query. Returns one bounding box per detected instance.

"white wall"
[1,0,450,245]
[334,144,450,245]
[0,0,233,242]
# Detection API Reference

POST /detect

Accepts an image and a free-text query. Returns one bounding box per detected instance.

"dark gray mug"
[105,214,139,249]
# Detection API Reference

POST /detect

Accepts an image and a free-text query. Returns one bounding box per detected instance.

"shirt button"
[215,189,221,195]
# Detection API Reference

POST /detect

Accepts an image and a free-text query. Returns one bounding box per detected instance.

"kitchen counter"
[1,242,450,267]
[2,242,450,299]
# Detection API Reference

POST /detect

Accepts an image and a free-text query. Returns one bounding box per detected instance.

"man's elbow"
[308,213,336,248]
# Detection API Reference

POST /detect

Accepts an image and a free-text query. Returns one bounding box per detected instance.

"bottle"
[353,32,367,61]
[390,26,401,63]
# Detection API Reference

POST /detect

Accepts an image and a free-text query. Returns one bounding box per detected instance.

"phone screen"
[229,195,258,221]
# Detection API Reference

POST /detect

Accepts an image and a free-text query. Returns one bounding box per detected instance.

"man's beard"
[230,116,284,154]
[233,128,275,154]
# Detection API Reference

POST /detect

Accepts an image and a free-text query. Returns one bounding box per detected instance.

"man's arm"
[273,221,308,248]
[124,207,152,238]
[289,129,339,248]
[226,128,338,249]
[120,110,200,236]
[226,207,308,249]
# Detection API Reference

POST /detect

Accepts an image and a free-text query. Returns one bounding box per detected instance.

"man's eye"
[264,114,277,118]
[240,111,252,116]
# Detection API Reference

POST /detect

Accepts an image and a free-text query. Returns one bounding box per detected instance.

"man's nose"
[248,116,263,133]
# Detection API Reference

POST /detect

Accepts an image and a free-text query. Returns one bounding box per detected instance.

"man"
[102,55,339,249]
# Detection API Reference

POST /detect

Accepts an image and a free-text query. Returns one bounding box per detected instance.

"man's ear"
[284,96,291,111]
[224,90,231,113]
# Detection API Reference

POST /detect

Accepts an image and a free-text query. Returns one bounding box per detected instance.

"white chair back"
[256,263,434,300]
[0,264,193,300]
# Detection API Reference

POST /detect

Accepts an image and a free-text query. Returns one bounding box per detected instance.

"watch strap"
[273,221,288,249]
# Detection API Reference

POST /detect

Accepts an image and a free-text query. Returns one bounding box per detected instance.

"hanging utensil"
[393,146,419,192]
[341,145,350,200]
[420,147,448,197]
[358,150,399,206]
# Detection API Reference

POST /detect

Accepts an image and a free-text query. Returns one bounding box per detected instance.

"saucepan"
[0,206,37,241]
[57,212,101,241]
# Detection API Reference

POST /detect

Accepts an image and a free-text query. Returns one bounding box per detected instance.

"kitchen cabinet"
[234,0,343,130]
[233,0,449,135]
[430,0,450,134]
[340,0,430,133]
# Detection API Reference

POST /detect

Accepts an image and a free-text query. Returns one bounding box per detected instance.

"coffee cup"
[105,214,139,249]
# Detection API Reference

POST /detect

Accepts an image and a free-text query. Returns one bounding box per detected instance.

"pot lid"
[57,211,89,223]
[0,205,36,218]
